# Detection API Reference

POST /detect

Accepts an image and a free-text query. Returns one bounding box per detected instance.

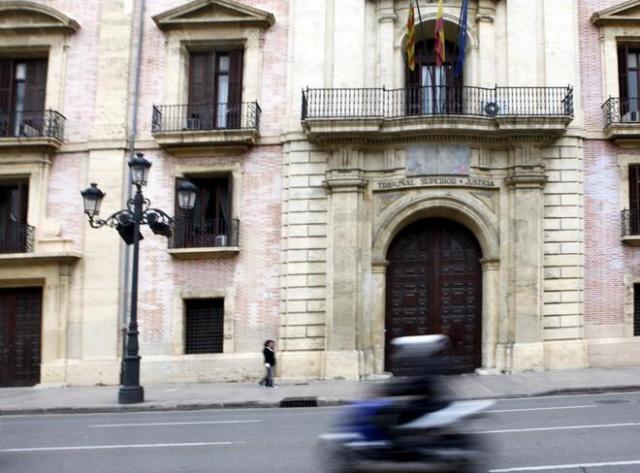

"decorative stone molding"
[591,0,640,26]
[0,1,80,33]
[302,116,572,145]
[325,169,368,194]
[153,0,275,31]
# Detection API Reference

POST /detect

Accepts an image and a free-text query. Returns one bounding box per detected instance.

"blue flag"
[454,0,468,78]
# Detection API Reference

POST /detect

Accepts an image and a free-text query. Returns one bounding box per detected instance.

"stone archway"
[385,218,483,373]
[368,192,501,376]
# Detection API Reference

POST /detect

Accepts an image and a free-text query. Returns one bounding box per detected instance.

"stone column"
[507,146,546,371]
[324,149,367,379]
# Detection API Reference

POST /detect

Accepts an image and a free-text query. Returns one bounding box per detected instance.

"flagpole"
[414,0,425,32]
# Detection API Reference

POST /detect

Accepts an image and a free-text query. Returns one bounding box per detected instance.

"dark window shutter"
[24,60,47,132]
[227,50,244,128]
[17,182,28,224]
[635,284,640,336]
[189,52,215,129]
[24,60,47,112]
[0,60,13,135]
[630,165,640,234]
[619,45,629,102]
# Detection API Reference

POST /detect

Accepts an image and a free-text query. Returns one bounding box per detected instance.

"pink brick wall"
[134,0,287,352]
[580,0,640,327]
[30,1,285,357]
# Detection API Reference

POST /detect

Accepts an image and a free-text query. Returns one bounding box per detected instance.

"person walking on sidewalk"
[259,340,277,388]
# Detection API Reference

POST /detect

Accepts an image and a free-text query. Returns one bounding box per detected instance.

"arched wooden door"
[385,219,482,373]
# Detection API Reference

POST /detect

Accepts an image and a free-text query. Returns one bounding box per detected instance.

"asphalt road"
[1,390,640,472]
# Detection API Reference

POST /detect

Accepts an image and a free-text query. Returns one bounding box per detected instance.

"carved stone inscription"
[407,145,471,176]
[376,175,497,191]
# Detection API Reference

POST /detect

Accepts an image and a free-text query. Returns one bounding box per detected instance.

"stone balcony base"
[302,115,572,144]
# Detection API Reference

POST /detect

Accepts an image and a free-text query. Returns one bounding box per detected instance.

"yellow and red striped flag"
[434,0,446,66]
[406,0,416,71]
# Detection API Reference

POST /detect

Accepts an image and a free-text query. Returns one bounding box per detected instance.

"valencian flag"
[406,0,416,71]
[434,0,446,66]
[454,0,469,78]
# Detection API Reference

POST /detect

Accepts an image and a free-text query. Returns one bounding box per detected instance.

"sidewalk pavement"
[2,367,640,415]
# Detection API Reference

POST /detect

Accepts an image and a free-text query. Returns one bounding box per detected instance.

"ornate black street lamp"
[81,153,197,404]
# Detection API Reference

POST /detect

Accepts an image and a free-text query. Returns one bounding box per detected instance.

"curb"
[2,385,639,416]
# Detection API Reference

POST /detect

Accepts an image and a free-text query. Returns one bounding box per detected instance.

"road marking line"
[489,459,640,472]
[476,421,640,434]
[88,420,262,428]
[486,405,595,413]
[1,441,245,453]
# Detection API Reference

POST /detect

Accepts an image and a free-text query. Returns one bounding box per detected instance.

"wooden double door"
[0,287,42,386]
[385,219,482,373]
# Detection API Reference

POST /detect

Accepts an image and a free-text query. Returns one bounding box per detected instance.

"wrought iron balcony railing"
[152,102,261,133]
[169,217,240,249]
[0,222,34,254]
[301,85,574,120]
[0,109,65,141]
[602,97,640,127]
[622,209,640,237]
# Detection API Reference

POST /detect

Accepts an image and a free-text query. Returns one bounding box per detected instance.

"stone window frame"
[153,0,275,110]
[0,159,52,249]
[174,161,242,226]
[591,1,640,101]
[171,288,236,355]
[0,2,79,114]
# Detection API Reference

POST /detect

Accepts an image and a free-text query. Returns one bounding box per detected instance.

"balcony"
[0,223,34,254]
[603,98,640,143]
[301,85,574,143]
[0,110,65,150]
[168,217,240,260]
[152,102,261,152]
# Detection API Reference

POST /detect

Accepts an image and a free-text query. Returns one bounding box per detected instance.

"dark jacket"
[263,347,276,366]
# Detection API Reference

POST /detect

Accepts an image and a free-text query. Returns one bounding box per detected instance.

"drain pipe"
[120,0,146,384]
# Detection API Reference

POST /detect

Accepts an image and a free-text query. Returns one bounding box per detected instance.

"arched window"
[406,39,462,115]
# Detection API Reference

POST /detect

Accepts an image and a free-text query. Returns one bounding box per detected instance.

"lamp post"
[81,153,197,404]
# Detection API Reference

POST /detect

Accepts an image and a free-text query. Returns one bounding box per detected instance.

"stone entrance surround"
[279,140,587,380]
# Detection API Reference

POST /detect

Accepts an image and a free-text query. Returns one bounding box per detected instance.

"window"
[0,59,47,137]
[173,176,233,248]
[0,181,29,253]
[184,298,224,354]
[188,50,243,130]
[406,40,461,115]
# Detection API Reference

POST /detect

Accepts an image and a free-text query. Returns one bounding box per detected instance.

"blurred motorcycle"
[318,335,493,473]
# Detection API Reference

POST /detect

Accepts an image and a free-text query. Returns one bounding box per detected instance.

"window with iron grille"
[635,284,640,337]
[184,298,224,354]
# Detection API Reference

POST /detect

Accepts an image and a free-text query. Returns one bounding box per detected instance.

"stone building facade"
[580,0,640,366]
[278,0,587,379]
[0,0,286,386]
[4,0,640,388]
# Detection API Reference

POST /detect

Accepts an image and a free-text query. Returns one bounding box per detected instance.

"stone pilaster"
[376,0,396,88]
[324,149,367,379]
[476,0,497,87]
[506,146,546,371]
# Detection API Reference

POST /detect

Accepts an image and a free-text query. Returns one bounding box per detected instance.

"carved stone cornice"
[325,169,368,194]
